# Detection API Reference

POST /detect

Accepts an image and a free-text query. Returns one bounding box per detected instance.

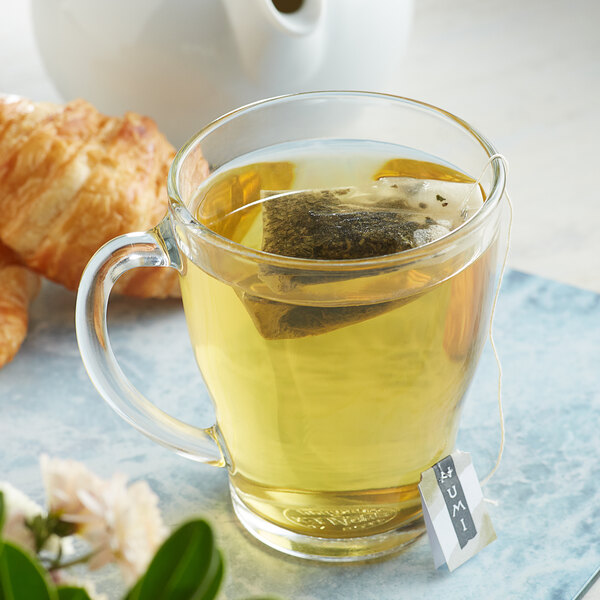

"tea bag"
[241,177,483,339]
[373,177,484,224]
[258,179,483,293]
[241,293,401,340]
[261,187,440,261]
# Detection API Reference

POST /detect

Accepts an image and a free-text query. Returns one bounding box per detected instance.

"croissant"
[0,241,40,367]
[0,95,208,298]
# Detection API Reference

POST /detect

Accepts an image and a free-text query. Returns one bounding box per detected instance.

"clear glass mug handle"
[75,219,224,466]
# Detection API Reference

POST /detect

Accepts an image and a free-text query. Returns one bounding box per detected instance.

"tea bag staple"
[241,178,483,339]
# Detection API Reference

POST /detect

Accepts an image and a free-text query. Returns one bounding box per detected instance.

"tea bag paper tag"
[418,450,496,571]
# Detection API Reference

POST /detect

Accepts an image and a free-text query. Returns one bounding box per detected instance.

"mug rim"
[167,90,506,270]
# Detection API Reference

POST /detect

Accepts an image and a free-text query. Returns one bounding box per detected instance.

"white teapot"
[32,0,413,145]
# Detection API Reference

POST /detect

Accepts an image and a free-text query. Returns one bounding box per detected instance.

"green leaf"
[0,491,5,535]
[196,550,223,600]
[128,519,224,600]
[56,587,94,600]
[123,576,143,600]
[0,541,56,600]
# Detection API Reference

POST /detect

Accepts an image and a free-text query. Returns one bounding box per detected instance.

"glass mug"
[75,92,508,561]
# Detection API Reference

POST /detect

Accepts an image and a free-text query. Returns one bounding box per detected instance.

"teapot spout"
[223,0,325,85]
[262,0,323,36]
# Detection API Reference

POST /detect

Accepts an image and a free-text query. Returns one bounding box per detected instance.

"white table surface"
[1,0,599,293]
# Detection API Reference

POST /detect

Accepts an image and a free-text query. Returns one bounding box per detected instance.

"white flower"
[84,475,167,584]
[40,454,104,523]
[40,455,167,585]
[0,481,43,552]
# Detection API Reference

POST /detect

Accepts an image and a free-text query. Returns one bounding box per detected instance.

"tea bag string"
[471,153,513,487]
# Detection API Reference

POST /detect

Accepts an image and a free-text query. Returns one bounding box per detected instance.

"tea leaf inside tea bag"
[241,176,483,340]
[240,293,402,340]
[261,188,433,262]
[257,178,484,293]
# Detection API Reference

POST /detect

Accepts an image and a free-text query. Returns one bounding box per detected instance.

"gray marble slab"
[1,269,599,599]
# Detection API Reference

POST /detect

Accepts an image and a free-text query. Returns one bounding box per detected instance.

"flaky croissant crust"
[0,96,206,298]
[0,241,40,367]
